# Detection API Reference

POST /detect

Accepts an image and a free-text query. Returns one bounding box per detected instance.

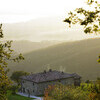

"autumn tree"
[0,24,24,100]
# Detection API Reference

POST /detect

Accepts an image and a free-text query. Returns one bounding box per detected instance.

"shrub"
[44,84,89,100]
[9,85,19,95]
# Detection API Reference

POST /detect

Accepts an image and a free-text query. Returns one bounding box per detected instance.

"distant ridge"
[8,38,100,80]
[11,40,61,54]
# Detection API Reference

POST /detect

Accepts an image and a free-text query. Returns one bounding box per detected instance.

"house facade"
[20,69,81,96]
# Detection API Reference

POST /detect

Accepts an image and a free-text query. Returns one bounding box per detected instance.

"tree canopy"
[10,71,29,86]
[64,0,100,34]
[0,24,24,100]
[64,0,100,62]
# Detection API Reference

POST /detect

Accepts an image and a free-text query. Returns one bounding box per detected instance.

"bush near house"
[44,80,100,100]
[44,84,89,100]
[9,85,19,95]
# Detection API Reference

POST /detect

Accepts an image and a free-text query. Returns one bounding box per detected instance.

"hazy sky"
[1,0,100,41]
[0,0,86,23]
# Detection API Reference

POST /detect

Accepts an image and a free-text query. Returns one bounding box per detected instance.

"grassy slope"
[9,38,100,80]
[7,91,34,100]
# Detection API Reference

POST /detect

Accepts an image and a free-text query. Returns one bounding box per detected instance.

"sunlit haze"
[1,1,100,96]
[0,0,86,23]
[0,0,100,41]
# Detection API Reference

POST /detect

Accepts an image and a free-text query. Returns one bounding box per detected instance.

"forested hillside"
[8,38,100,80]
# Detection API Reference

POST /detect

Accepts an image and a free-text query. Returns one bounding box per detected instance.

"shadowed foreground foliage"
[44,79,100,100]
[44,84,89,100]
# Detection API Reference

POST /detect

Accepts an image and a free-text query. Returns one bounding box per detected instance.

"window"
[23,88,25,93]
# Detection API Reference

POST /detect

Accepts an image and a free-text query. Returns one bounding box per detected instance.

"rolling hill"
[11,40,61,54]
[3,17,92,42]
[8,38,100,81]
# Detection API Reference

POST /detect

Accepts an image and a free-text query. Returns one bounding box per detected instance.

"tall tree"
[0,24,24,100]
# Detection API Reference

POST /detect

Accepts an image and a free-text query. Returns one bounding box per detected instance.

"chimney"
[62,71,64,74]
[49,69,52,72]
[44,70,46,73]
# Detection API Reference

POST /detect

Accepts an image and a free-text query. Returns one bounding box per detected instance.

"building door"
[27,89,30,97]
[23,88,25,93]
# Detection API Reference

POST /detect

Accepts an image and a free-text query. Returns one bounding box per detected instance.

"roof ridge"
[21,70,81,83]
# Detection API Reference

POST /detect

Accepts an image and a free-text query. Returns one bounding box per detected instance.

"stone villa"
[20,69,81,96]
